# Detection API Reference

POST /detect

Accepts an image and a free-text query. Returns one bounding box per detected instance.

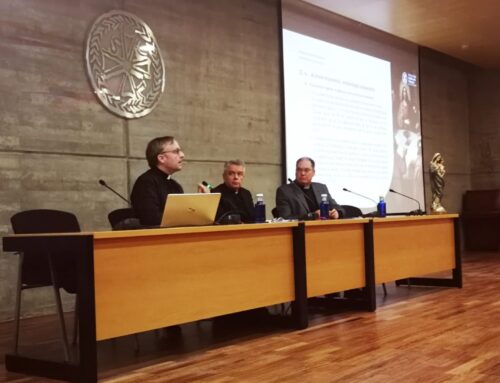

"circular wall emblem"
[85,10,165,119]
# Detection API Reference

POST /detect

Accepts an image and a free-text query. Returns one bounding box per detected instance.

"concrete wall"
[0,0,281,321]
[469,69,500,189]
[419,48,472,213]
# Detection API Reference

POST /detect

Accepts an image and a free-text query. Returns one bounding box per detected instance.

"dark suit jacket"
[275,181,344,220]
[212,183,255,223]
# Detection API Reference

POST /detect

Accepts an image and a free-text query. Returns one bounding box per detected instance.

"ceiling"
[302,0,500,69]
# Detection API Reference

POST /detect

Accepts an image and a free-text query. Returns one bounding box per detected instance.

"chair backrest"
[271,207,279,219]
[108,208,139,230]
[11,209,80,234]
[341,205,362,218]
[10,209,80,291]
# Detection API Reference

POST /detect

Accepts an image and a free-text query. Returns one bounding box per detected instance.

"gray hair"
[296,157,315,170]
[223,159,246,171]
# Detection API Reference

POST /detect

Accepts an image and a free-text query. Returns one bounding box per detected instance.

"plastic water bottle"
[377,196,386,218]
[254,193,266,223]
[319,193,329,220]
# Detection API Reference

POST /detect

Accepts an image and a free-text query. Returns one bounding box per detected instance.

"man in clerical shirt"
[275,157,344,220]
[130,136,185,226]
[211,159,255,224]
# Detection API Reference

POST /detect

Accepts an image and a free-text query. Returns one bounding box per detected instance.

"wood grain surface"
[93,224,297,340]
[373,215,457,283]
[305,219,367,296]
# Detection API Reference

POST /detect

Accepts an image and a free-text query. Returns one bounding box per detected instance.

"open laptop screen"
[160,193,221,228]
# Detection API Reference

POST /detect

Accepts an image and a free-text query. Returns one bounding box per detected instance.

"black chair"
[10,209,81,361]
[108,208,139,230]
[340,205,362,218]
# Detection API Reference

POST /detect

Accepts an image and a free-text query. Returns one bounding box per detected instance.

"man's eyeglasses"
[160,148,183,155]
[296,167,313,173]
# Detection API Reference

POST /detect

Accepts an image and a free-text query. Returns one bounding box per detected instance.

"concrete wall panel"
[469,69,500,189]
[420,48,471,213]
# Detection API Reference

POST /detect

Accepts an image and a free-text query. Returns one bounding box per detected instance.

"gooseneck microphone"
[342,188,377,205]
[98,179,130,205]
[388,188,424,215]
[288,178,294,183]
[215,210,244,225]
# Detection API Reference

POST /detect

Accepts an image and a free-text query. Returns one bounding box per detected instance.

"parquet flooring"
[1,251,499,382]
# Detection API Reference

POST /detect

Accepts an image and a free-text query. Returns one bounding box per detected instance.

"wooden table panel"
[373,215,457,284]
[93,224,297,340]
[305,220,368,297]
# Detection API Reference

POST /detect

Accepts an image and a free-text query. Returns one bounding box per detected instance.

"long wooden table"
[2,222,306,383]
[2,214,461,382]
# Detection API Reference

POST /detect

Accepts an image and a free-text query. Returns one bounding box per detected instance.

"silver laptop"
[160,193,221,228]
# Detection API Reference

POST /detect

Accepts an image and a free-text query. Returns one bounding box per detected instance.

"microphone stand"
[388,188,424,215]
[342,188,377,204]
[215,210,244,225]
[342,188,379,218]
[98,179,130,205]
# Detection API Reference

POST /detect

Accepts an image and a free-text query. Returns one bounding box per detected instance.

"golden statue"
[430,153,446,213]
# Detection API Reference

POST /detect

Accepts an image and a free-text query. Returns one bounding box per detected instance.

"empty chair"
[271,207,279,219]
[108,208,139,230]
[10,209,81,361]
[340,205,362,218]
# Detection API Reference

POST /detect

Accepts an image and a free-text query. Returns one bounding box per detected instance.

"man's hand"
[197,183,210,193]
[329,209,339,219]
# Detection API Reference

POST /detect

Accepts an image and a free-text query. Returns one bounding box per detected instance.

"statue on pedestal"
[430,153,447,213]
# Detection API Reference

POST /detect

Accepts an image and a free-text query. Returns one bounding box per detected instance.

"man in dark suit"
[212,159,255,223]
[275,157,344,220]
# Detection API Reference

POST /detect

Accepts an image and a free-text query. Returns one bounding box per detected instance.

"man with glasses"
[131,136,186,225]
[275,157,344,220]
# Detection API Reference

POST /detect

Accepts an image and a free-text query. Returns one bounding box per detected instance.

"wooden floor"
[1,251,499,382]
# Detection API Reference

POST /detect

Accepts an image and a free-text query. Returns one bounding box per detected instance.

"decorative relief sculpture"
[85,10,165,119]
[430,153,446,213]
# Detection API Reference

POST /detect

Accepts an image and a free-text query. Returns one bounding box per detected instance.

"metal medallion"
[85,10,165,119]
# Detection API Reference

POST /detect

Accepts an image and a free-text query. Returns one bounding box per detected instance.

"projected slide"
[283,29,393,208]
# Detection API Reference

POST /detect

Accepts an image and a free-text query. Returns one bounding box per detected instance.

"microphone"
[287,178,294,183]
[98,179,130,205]
[215,210,244,225]
[342,188,377,205]
[388,188,424,215]
[202,180,213,190]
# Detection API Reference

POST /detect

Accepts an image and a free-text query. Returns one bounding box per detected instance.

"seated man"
[212,159,255,223]
[130,136,185,226]
[275,157,344,220]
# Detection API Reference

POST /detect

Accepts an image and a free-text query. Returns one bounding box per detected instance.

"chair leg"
[13,253,24,354]
[48,255,71,362]
[382,283,388,296]
[134,334,140,354]
[73,294,79,345]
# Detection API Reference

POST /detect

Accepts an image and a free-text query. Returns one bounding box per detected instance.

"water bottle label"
[377,202,386,217]
[255,202,266,223]
[320,201,329,220]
